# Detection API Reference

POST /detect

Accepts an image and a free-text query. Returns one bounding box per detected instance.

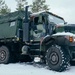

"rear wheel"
[46,45,70,72]
[0,46,11,64]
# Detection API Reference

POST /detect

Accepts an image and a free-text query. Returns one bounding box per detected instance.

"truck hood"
[52,32,75,37]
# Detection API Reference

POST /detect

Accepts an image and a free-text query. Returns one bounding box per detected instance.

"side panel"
[0,21,17,39]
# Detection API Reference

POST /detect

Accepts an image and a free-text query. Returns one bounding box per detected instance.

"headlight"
[73,37,75,42]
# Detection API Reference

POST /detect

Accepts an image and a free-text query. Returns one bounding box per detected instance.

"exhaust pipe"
[23,6,30,42]
[25,6,29,23]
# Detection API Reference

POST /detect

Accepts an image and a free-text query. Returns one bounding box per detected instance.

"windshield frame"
[47,13,65,25]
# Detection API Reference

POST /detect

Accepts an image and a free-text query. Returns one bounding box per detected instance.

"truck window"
[30,16,46,41]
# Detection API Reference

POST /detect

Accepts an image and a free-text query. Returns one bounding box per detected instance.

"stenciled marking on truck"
[10,21,15,27]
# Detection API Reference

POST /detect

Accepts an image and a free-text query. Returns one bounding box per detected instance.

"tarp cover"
[0,11,26,24]
[0,11,30,39]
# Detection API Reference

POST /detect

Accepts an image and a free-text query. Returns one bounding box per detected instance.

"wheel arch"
[40,36,55,52]
[40,36,70,59]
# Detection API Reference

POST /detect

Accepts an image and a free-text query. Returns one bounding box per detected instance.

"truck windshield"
[48,14,65,25]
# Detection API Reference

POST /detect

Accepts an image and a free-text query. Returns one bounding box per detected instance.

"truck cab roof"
[30,11,64,21]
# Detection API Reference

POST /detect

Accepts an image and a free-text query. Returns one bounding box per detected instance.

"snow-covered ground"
[0,62,75,75]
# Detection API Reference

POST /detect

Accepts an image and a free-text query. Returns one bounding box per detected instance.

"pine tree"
[0,0,5,9]
[31,0,49,13]
[0,4,11,15]
[0,0,11,15]
[16,0,28,11]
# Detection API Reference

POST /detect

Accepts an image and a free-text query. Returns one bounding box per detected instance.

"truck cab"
[29,11,65,42]
[23,11,66,56]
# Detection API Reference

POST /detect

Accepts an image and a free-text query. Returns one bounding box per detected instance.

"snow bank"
[0,63,74,75]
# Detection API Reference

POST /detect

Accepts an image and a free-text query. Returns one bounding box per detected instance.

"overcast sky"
[5,0,75,24]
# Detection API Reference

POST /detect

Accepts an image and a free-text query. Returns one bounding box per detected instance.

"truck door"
[30,15,46,41]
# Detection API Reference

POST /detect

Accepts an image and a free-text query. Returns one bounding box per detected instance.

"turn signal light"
[69,37,73,42]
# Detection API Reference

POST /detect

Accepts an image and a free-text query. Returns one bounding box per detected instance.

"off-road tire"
[46,45,70,72]
[0,46,11,64]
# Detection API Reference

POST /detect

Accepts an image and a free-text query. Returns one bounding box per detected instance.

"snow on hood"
[52,32,75,37]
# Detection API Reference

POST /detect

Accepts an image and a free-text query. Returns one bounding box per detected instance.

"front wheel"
[46,45,70,72]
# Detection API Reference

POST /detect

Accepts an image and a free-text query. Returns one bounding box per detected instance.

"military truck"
[0,6,74,72]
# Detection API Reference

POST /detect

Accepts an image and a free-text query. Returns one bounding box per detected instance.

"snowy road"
[0,63,75,75]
